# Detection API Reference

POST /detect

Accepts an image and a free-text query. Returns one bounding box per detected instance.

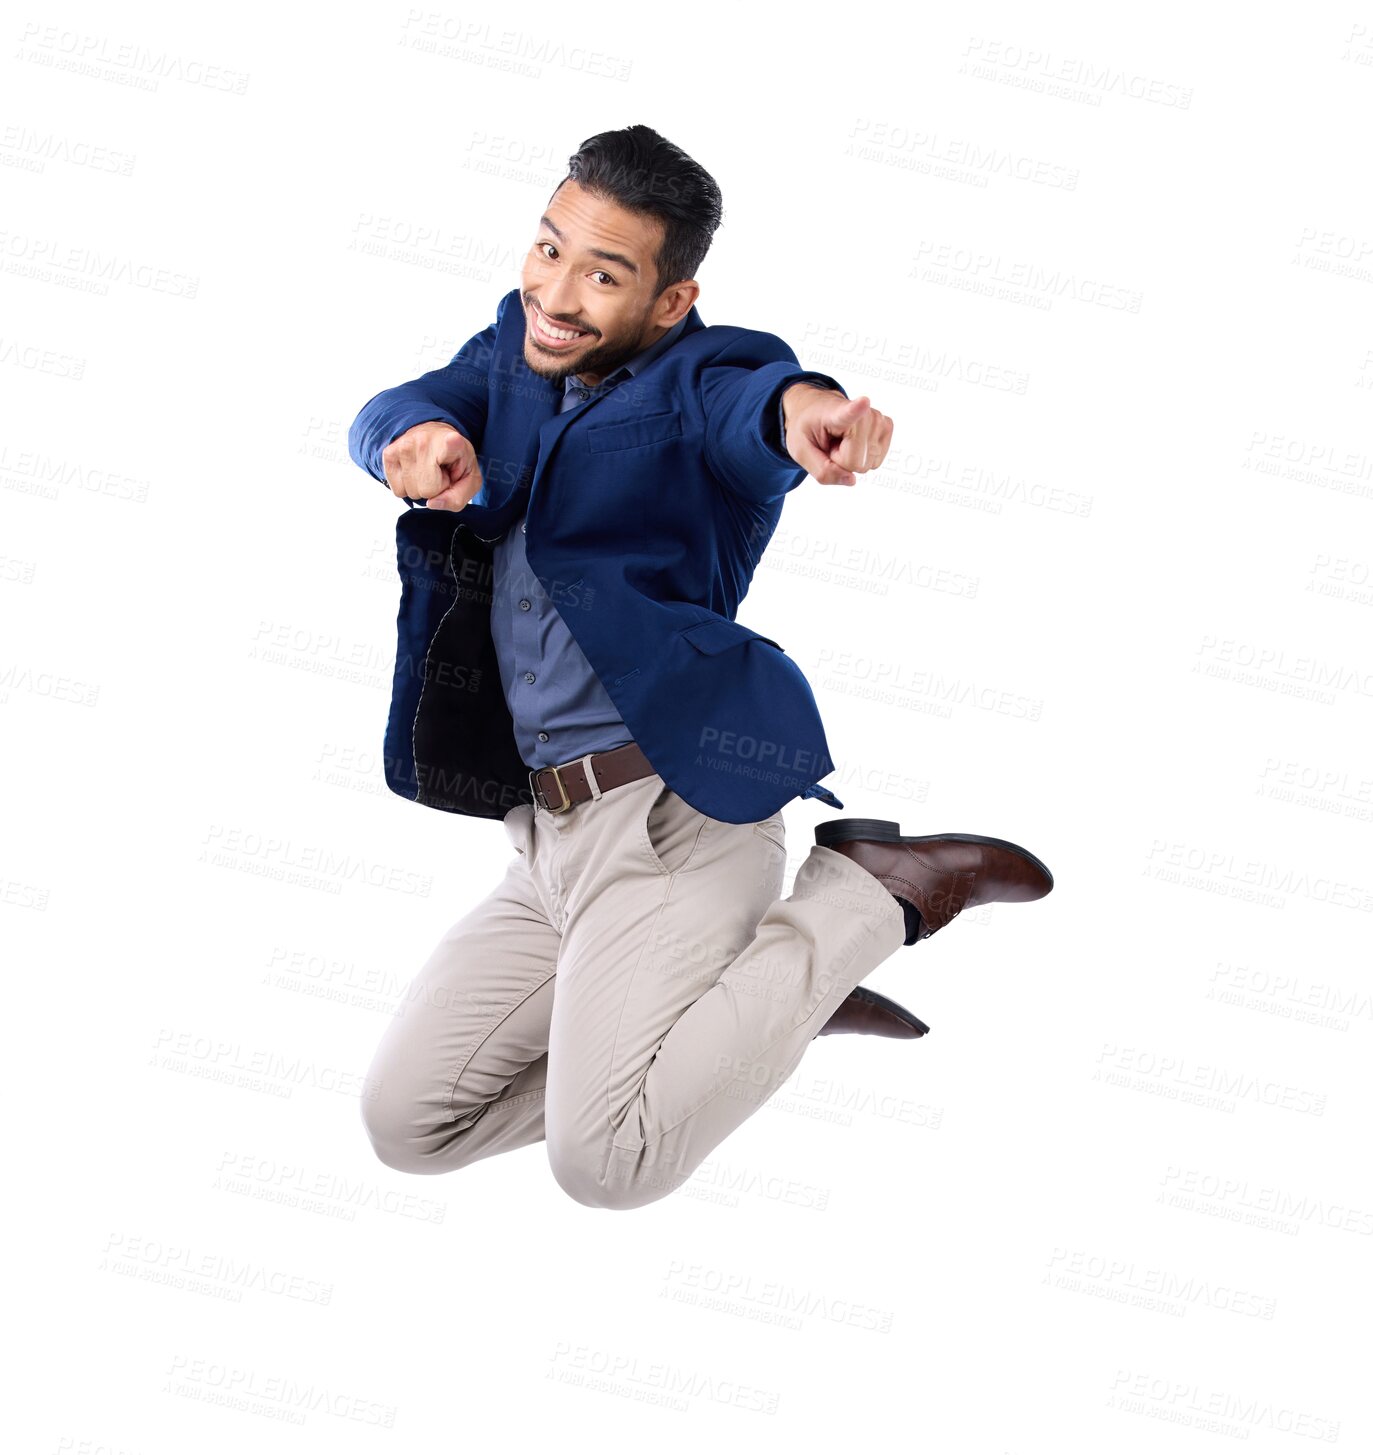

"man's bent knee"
[546,1138,686,1211]
[359,1091,485,1175]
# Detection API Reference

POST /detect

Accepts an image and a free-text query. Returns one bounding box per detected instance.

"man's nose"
[537,279,583,325]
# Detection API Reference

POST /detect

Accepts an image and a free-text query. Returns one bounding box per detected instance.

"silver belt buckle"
[530,762,573,814]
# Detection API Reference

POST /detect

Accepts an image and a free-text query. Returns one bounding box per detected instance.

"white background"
[5,2,1371,1449]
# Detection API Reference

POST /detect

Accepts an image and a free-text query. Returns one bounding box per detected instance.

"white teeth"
[534,306,586,342]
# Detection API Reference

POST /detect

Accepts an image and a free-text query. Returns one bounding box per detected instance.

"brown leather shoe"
[818,985,930,1039]
[815,818,1054,944]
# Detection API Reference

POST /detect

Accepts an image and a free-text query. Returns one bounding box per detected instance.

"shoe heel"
[815,817,903,847]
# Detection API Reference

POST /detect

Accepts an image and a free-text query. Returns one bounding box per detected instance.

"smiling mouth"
[528,301,592,348]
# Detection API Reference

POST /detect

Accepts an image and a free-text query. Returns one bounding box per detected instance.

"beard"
[522,298,653,386]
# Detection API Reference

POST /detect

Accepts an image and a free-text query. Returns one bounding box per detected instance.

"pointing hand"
[781,385,893,487]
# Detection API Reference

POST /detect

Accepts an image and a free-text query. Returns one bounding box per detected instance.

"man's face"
[519,179,697,387]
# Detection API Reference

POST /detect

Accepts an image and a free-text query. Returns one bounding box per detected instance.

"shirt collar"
[563,313,689,402]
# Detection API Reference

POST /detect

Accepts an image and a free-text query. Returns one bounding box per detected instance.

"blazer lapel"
[452,366,560,539]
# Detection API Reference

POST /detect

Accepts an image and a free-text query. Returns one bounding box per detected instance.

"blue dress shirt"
[491,313,830,771]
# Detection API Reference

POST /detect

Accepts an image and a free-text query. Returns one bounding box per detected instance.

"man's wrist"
[759,370,847,465]
[781,380,843,433]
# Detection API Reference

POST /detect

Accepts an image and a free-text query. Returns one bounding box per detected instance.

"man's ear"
[656,279,700,328]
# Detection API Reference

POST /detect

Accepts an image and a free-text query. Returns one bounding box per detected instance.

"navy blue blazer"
[348,286,850,825]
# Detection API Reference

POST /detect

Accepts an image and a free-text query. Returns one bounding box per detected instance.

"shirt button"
[518,598,531,611]
[537,731,549,743]
[521,522,526,533]
[524,671,536,683]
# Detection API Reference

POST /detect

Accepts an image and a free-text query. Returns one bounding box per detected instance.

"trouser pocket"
[751,811,785,854]
[502,802,534,856]
[642,781,708,876]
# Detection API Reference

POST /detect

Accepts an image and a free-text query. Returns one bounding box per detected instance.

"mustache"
[527,297,597,335]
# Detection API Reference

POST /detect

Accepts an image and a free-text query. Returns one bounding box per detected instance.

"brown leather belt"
[528,741,656,814]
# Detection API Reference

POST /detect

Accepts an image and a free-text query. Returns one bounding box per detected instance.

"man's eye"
[538,242,557,259]
[592,271,613,285]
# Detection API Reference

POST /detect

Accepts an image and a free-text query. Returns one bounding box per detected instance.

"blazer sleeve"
[347,291,511,490]
[701,340,848,504]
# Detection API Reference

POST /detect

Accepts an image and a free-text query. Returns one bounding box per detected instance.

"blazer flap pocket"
[587,408,684,453]
[679,617,783,655]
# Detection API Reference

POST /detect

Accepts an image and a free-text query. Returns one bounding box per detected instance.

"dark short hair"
[551,124,724,294]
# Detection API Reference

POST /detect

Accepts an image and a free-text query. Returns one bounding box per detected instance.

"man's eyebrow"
[537,214,640,277]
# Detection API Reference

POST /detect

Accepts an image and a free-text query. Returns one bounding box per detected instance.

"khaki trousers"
[361,770,907,1209]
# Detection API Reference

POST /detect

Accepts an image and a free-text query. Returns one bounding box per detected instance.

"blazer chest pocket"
[679,617,784,654]
[587,408,683,453]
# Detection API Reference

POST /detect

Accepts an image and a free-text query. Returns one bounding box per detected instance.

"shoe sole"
[814,818,1054,890]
